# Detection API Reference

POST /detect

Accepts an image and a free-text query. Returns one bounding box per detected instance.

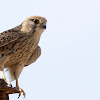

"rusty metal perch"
[0,79,19,100]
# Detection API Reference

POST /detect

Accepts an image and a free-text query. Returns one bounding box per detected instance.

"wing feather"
[0,25,23,47]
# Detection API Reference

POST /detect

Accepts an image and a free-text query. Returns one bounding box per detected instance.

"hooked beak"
[42,24,46,29]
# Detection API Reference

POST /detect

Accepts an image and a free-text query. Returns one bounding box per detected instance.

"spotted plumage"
[0,16,47,97]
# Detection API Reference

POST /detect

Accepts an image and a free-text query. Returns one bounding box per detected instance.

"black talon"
[17,94,21,99]
[10,84,12,87]
[7,83,12,87]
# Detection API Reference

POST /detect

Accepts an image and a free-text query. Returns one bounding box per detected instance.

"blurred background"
[0,0,100,100]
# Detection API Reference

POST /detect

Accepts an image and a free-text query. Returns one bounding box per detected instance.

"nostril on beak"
[42,24,46,29]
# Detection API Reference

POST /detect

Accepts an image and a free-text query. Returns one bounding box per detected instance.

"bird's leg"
[0,69,12,87]
[15,78,26,98]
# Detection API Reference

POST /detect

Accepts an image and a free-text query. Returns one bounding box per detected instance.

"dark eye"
[31,19,39,24]
[34,19,39,24]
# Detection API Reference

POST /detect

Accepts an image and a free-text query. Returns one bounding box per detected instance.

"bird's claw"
[5,81,12,87]
[7,82,12,87]
[17,88,26,99]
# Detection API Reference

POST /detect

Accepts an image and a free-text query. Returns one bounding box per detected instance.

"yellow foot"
[17,88,26,99]
[3,79,12,87]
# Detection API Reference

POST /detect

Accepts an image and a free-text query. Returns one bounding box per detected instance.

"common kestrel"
[0,16,47,98]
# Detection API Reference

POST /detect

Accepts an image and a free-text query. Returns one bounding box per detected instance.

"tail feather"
[5,63,24,82]
[6,65,16,82]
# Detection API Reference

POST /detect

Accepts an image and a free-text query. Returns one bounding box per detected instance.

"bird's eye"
[34,19,39,24]
[31,19,39,24]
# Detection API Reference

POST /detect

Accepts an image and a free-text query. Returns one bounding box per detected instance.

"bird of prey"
[0,16,47,97]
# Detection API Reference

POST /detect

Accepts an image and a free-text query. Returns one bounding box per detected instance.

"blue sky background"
[0,0,100,100]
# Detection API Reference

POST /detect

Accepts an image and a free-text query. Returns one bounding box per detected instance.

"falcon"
[0,16,47,97]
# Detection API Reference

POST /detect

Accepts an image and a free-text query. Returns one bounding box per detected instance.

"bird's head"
[21,16,47,34]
